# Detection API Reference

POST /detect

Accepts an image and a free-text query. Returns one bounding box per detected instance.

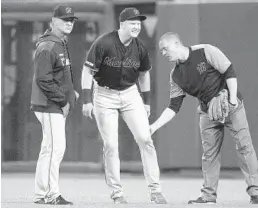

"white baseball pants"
[93,84,161,199]
[34,112,66,202]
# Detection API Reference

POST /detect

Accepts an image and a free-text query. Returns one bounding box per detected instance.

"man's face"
[54,18,75,35]
[159,39,179,62]
[122,19,141,38]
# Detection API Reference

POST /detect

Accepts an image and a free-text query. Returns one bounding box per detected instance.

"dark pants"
[199,100,258,200]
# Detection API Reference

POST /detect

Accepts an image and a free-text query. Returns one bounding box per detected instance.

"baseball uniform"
[84,30,162,199]
[31,28,76,203]
[168,44,258,201]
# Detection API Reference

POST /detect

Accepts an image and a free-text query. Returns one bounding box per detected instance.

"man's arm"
[81,65,93,102]
[138,71,151,116]
[138,71,150,93]
[150,95,184,135]
[150,108,176,134]
[150,71,185,135]
[226,77,238,105]
[204,44,238,104]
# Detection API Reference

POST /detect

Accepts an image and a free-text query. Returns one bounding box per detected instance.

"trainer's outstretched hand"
[150,124,157,136]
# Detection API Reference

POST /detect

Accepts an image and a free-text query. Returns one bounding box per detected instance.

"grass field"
[1,172,256,208]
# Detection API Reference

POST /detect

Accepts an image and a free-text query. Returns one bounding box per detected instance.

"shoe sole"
[188,202,216,204]
[151,199,167,204]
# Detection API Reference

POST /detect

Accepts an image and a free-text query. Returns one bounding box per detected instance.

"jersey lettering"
[103,57,140,69]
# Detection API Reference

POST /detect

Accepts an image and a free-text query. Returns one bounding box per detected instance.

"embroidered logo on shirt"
[197,62,207,75]
[103,57,140,69]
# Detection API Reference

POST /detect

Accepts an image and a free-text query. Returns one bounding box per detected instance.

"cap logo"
[65,7,72,14]
[133,9,139,15]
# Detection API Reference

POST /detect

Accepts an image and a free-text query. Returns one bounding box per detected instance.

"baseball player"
[81,7,167,204]
[30,5,78,205]
[150,32,258,204]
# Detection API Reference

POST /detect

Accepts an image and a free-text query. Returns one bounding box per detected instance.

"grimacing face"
[123,19,141,38]
[54,18,75,35]
[159,39,179,62]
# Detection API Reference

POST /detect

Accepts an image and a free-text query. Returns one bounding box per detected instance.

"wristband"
[82,89,92,104]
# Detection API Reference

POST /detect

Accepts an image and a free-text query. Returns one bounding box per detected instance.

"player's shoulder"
[36,41,56,55]
[134,38,146,48]
[92,31,115,46]
[191,44,218,52]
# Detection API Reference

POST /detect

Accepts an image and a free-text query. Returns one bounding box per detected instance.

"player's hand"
[61,103,70,118]
[82,103,94,119]
[229,97,238,109]
[74,90,79,101]
[150,124,157,136]
[144,104,151,117]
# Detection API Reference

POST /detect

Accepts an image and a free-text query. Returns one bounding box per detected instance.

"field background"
[1,170,255,208]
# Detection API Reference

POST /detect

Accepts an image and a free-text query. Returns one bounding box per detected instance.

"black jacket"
[31,29,76,114]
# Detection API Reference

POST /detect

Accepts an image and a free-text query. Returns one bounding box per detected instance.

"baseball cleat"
[250,195,258,204]
[47,195,73,205]
[113,196,128,204]
[34,198,45,204]
[188,196,216,204]
[151,192,167,204]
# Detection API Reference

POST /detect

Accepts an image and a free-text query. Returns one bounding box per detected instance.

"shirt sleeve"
[204,44,231,74]
[84,38,104,72]
[169,69,186,98]
[138,43,152,72]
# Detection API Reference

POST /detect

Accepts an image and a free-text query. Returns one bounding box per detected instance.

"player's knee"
[103,141,118,154]
[40,145,52,155]
[136,134,153,148]
[54,145,66,157]
[236,138,254,155]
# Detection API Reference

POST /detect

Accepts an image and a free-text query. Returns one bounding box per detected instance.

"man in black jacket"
[31,4,78,205]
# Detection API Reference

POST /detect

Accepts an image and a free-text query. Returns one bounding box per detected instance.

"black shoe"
[113,196,128,204]
[250,195,258,204]
[47,195,73,205]
[34,198,45,204]
[151,192,167,204]
[188,196,216,204]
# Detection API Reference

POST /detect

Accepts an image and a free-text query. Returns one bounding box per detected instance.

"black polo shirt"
[169,44,241,112]
[84,31,152,90]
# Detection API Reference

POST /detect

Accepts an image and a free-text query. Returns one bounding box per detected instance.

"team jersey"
[169,44,242,113]
[84,30,152,90]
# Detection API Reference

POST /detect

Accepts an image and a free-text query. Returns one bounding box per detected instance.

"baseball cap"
[119,7,146,22]
[53,4,78,20]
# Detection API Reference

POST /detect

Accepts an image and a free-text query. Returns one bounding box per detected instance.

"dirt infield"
[1,173,254,208]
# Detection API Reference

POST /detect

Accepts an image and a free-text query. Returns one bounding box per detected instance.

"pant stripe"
[45,113,54,198]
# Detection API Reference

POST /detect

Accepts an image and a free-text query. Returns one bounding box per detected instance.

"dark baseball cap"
[119,7,146,22]
[53,4,78,20]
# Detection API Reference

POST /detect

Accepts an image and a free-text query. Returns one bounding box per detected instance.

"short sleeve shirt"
[84,31,152,90]
[170,44,233,111]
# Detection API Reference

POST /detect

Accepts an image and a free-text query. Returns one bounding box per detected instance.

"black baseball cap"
[119,7,146,22]
[53,4,78,20]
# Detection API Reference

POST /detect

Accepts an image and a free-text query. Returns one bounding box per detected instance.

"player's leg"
[189,110,224,204]
[93,86,124,202]
[120,86,166,204]
[225,100,258,202]
[45,113,67,202]
[34,112,66,203]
